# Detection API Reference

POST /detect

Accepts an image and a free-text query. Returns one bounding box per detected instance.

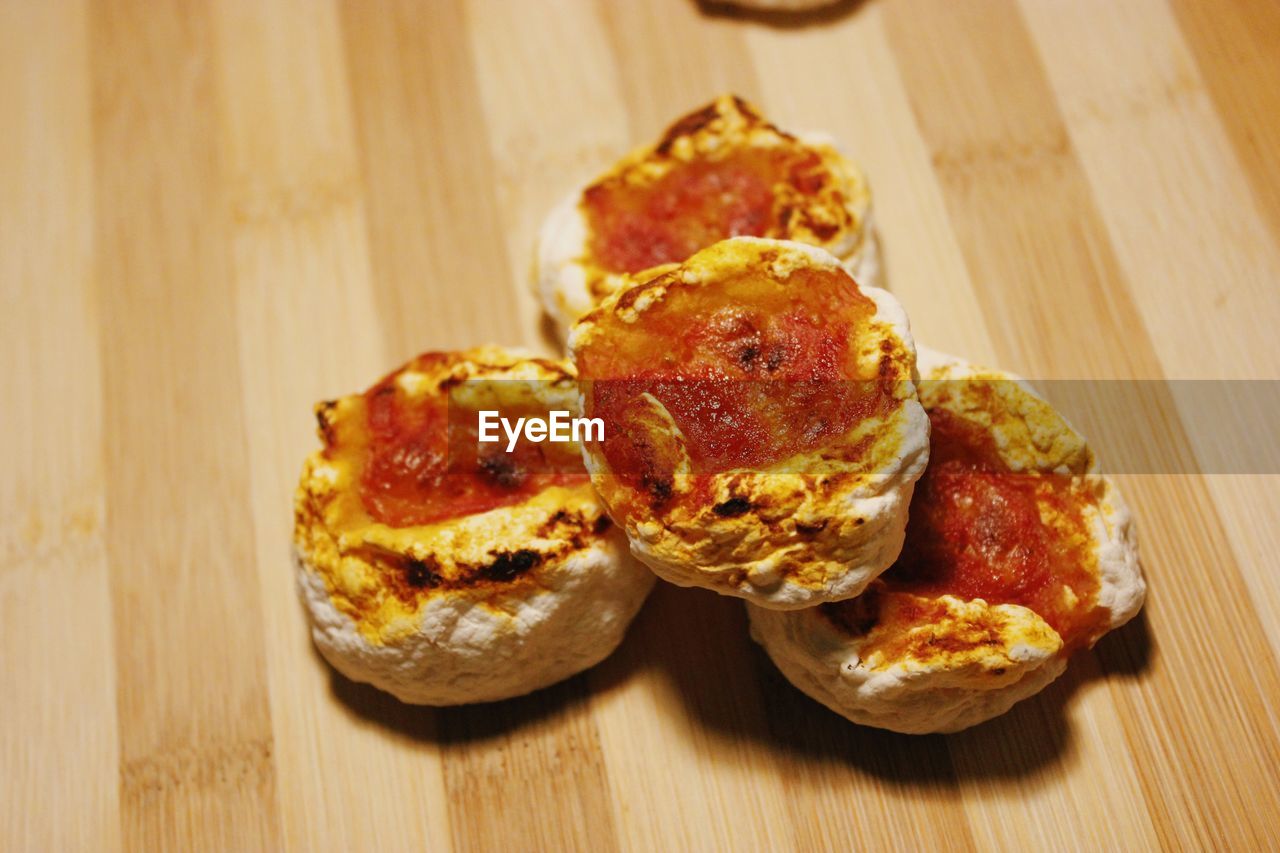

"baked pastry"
[570,237,928,609]
[537,94,879,337]
[748,348,1146,733]
[706,0,845,11]
[293,347,655,705]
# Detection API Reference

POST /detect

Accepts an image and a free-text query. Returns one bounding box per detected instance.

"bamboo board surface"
[3,0,1280,849]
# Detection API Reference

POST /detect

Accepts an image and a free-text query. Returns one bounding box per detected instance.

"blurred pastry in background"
[705,0,846,11]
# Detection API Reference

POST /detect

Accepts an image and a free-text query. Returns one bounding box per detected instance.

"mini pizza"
[293,347,655,705]
[748,348,1146,733]
[570,237,929,609]
[537,94,879,337]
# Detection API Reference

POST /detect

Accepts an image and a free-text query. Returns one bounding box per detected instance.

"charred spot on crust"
[483,549,541,582]
[593,514,612,534]
[808,220,839,241]
[437,373,466,392]
[917,627,1003,656]
[404,556,442,589]
[528,357,571,378]
[315,401,338,446]
[646,475,674,508]
[877,341,897,380]
[790,159,829,196]
[734,340,786,374]
[478,454,525,488]
[538,508,589,551]
[649,96,774,156]
[713,496,752,517]
[729,94,757,119]
[655,103,722,155]
[406,351,459,373]
[616,277,670,312]
[795,520,827,535]
[822,590,881,637]
[878,354,895,382]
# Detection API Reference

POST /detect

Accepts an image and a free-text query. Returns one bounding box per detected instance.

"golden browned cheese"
[577,94,871,303]
[820,358,1120,669]
[293,347,614,643]
[746,350,1144,733]
[569,238,927,608]
[821,585,1065,675]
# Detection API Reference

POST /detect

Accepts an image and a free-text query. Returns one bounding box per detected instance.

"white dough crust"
[748,347,1145,733]
[750,593,1070,734]
[296,531,652,705]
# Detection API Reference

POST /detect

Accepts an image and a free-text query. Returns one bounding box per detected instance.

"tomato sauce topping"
[879,408,1106,650]
[577,266,895,510]
[352,374,582,528]
[582,146,833,274]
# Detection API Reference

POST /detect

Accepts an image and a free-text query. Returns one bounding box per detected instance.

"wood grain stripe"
[463,0,631,353]
[1023,0,1280,380]
[3,1,1274,846]
[1100,472,1280,847]
[577,4,841,850]
[885,0,1152,380]
[584,586,800,851]
[434,686,620,853]
[884,1,1280,847]
[90,0,281,848]
[748,8,1141,849]
[1169,0,1280,254]
[459,3,640,844]
[536,5,838,850]
[596,0,763,135]
[1020,0,1280,656]
[744,9,999,364]
[206,1,459,850]
[1115,0,1280,674]
[594,3,976,850]
[463,3,806,848]
[340,3,621,849]
[743,10,993,850]
[0,2,120,850]
[340,0,520,359]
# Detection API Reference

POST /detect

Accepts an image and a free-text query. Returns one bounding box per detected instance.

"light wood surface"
[3,0,1279,849]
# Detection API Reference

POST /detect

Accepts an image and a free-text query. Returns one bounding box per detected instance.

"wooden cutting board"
[4,0,1278,849]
